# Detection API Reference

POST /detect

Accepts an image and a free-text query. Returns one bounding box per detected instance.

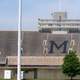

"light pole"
[59,0,61,11]
[17,0,22,80]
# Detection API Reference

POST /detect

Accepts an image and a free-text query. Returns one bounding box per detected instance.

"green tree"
[62,50,80,80]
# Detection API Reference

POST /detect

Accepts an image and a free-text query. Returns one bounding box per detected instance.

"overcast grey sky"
[0,0,80,30]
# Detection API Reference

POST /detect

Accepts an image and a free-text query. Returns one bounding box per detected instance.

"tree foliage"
[62,50,80,80]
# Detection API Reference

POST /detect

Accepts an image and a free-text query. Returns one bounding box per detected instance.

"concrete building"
[0,12,80,80]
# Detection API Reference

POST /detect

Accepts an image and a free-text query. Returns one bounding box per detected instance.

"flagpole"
[17,0,22,80]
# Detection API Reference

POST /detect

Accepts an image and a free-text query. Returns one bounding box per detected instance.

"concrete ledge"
[7,56,64,66]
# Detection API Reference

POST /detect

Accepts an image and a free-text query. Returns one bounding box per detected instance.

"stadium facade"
[0,12,80,80]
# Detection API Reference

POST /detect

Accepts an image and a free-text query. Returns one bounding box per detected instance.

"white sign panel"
[4,70,11,79]
[21,71,24,79]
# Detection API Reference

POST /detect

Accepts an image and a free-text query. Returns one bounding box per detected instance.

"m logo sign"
[48,40,68,53]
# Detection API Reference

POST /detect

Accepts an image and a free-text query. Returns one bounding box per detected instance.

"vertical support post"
[17,0,22,80]
[34,69,37,79]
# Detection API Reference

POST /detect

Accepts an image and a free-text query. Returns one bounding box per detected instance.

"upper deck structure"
[38,12,80,33]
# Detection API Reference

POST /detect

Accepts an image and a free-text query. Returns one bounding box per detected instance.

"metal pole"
[17,0,22,80]
[59,0,62,11]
